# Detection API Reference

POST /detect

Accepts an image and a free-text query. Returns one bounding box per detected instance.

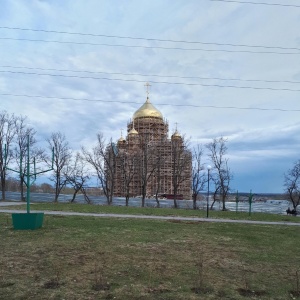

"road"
[0,203,299,226]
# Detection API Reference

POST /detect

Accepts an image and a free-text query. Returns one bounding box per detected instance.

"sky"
[0,0,300,193]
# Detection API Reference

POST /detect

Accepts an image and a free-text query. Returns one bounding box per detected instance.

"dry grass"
[0,213,299,299]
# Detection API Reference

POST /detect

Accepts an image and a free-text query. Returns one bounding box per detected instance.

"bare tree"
[82,133,116,205]
[46,132,71,202]
[5,176,19,192]
[192,145,206,210]
[206,137,232,211]
[171,135,192,208]
[210,183,220,210]
[118,150,137,206]
[284,160,300,210]
[153,147,164,208]
[64,152,91,203]
[0,111,17,200]
[13,115,44,201]
[138,134,158,207]
[40,182,54,193]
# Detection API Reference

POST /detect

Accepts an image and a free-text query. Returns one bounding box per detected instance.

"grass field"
[3,202,300,223]
[0,209,300,299]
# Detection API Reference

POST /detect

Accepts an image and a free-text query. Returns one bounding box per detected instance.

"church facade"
[113,91,192,200]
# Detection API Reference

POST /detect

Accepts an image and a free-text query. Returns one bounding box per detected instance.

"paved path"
[0,201,27,207]
[0,208,300,226]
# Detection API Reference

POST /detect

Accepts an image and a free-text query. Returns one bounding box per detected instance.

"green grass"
[3,201,300,223]
[0,212,299,299]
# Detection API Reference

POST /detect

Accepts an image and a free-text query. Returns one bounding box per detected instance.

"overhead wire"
[1,92,299,112]
[1,69,300,92]
[1,65,300,84]
[0,37,299,55]
[209,0,300,8]
[0,24,299,113]
[0,26,299,51]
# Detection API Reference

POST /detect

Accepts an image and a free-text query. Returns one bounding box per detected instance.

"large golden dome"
[133,97,163,120]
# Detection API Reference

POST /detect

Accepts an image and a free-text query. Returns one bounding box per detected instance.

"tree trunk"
[1,177,6,200]
[222,194,226,211]
[108,194,113,205]
[173,189,178,208]
[192,194,197,210]
[81,188,91,204]
[20,177,25,201]
[70,189,80,203]
[155,194,160,208]
[141,185,146,207]
[210,199,216,210]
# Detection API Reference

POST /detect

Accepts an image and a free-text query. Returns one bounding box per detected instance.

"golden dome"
[129,128,138,135]
[118,136,126,143]
[133,97,163,120]
[171,130,182,140]
[118,130,126,143]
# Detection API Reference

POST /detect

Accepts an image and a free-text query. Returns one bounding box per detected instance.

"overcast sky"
[1,0,300,193]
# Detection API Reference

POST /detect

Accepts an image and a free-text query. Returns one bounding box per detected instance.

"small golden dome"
[129,128,138,135]
[118,136,126,143]
[118,130,126,143]
[133,97,163,120]
[171,130,181,140]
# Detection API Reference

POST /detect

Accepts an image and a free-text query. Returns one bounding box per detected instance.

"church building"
[113,85,192,200]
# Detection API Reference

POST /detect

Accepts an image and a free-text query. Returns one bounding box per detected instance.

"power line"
[210,0,300,8]
[1,93,299,112]
[0,37,299,55]
[1,69,300,92]
[0,25,299,51]
[2,65,300,84]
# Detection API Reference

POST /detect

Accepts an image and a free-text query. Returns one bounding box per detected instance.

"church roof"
[133,97,163,120]
[118,130,126,143]
[128,128,138,135]
[171,129,182,140]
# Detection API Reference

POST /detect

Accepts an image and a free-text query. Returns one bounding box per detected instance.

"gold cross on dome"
[144,82,151,97]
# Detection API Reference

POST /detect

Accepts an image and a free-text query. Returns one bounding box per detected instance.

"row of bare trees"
[2,110,299,210]
[81,133,192,208]
[0,110,235,209]
[42,131,300,211]
[0,112,45,201]
[0,112,91,203]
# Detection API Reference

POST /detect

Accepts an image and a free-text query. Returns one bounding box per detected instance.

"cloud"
[0,0,299,193]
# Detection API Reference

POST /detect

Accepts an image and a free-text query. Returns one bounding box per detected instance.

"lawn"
[0,212,299,299]
[3,201,300,223]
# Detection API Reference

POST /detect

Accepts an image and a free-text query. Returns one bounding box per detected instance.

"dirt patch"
[43,279,60,289]
[0,281,15,288]
[191,286,213,294]
[146,287,171,294]
[91,282,110,291]
[237,288,267,297]
[289,290,300,297]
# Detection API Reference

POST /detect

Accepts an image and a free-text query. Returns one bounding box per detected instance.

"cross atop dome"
[132,83,163,120]
[144,82,151,100]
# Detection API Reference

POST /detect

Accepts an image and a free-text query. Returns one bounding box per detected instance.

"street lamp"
[206,165,212,218]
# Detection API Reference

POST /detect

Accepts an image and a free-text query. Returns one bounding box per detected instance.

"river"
[2,191,298,215]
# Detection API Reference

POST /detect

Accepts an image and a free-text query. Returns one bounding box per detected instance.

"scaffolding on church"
[112,89,192,200]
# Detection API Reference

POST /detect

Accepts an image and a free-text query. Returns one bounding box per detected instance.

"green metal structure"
[5,135,54,230]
